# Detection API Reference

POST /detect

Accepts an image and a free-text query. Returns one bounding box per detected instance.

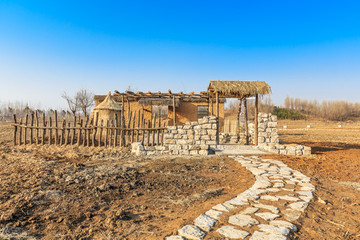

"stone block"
[167,126,176,130]
[155,146,166,151]
[171,130,178,134]
[179,150,190,155]
[279,149,287,155]
[174,134,182,139]
[171,150,179,155]
[199,150,208,155]
[182,135,188,140]
[200,145,209,150]
[176,139,187,145]
[169,145,182,150]
[163,133,174,139]
[164,139,176,144]
[190,121,198,125]
[202,123,212,129]
[212,124,217,129]
[178,129,186,134]
[188,135,194,139]
[200,135,210,140]
[194,135,201,140]
[189,145,201,150]
[207,129,217,135]
[200,129,207,135]
[194,125,202,130]
[206,140,217,145]
[190,150,199,155]
[198,118,208,124]
[183,125,192,130]
[258,137,265,143]
[195,140,201,145]
[268,122,277,128]
[210,135,217,140]
[187,130,194,135]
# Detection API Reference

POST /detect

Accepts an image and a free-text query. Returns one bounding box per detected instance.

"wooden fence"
[12,110,167,147]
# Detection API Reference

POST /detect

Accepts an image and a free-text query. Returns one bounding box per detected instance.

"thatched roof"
[208,80,271,97]
[138,98,181,107]
[93,92,122,111]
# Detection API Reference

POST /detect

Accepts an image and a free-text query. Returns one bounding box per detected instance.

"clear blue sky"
[0,0,359,109]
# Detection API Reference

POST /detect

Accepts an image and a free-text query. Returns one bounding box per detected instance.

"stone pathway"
[165,155,315,240]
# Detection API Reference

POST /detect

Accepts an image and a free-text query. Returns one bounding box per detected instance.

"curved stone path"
[165,155,315,240]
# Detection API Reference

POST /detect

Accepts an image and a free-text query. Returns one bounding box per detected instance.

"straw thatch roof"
[93,92,122,111]
[208,80,271,97]
[138,98,181,107]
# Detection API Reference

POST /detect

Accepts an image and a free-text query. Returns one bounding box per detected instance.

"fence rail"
[12,110,167,147]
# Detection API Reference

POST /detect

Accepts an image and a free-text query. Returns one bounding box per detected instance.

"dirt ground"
[1,119,360,240]
[0,125,254,240]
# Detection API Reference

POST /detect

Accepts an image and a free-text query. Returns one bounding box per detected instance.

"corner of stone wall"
[257,112,312,157]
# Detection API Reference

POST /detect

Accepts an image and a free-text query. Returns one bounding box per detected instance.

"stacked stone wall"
[132,116,218,156]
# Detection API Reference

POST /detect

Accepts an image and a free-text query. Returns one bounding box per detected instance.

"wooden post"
[172,95,176,126]
[146,120,150,146]
[49,117,52,145]
[156,115,160,145]
[35,111,39,144]
[66,122,70,145]
[131,111,135,143]
[93,112,99,146]
[152,114,156,145]
[99,120,104,146]
[255,94,259,146]
[105,120,109,147]
[216,91,219,143]
[244,98,249,145]
[13,114,17,145]
[42,113,45,145]
[19,118,23,145]
[24,114,28,145]
[71,115,76,145]
[61,119,66,145]
[54,110,58,145]
[83,117,89,147]
[141,110,144,145]
[30,112,34,144]
[237,98,242,138]
[78,119,83,146]
[136,110,140,142]
[114,114,118,147]
[110,120,114,147]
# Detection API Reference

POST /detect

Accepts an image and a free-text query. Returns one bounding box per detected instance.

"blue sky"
[0,0,359,109]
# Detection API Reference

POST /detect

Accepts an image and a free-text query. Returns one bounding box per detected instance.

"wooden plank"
[216,91,219,143]
[24,114,28,145]
[42,113,45,145]
[255,94,259,146]
[13,114,17,145]
[141,110,144,144]
[19,118,23,145]
[127,111,132,145]
[157,115,160,145]
[136,110,140,142]
[54,110,58,145]
[172,95,176,126]
[48,116,52,145]
[244,98,249,145]
[131,111,135,143]
[93,112,99,147]
[237,98,242,138]
[30,112,34,144]
[114,114,118,147]
[61,119,66,145]
[71,115,76,145]
[99,120,104,147]
[146,120,150,146]
[78,119,83,146]
[83,117,89,147]
[152,114,156,146]
[35,111,39,144]
[65,122,70,145]
[105,120,109,147]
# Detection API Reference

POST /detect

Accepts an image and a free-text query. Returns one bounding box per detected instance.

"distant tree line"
[0,89,94,122]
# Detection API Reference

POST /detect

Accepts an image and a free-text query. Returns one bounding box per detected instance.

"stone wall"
[255,113,311,156]
[132,116,218,156]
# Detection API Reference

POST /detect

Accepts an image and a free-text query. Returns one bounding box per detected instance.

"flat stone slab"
[277,195,299,201]
[229,214,259,227]
[254,204,280,214]
[216,225,250,239]
[165,236,186,240]
[255,212,280,221]
[212,202,236,212]
[288,201,308,212]
[250,231,287,240]
[270,220,298,232]
[257,224,290,235]
[205,209,222,220]
[266,188,281,193]
[194,214,217,231]
[226,197,249,206]
[283,209,302,222]
[178,225,206,240]
[261,195,280,201]
[240,207,259,215]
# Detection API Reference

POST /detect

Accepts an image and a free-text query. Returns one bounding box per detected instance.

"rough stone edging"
[165,155,315,240]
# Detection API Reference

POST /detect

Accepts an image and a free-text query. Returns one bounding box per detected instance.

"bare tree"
[62,92,79,117]
[75,89,94,117]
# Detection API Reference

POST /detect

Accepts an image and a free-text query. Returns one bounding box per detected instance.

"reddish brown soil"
[0,125,254,239]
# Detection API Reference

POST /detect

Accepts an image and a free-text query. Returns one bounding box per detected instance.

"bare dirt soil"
[1,118,360,240]
[274,119,360,240]
[0,125,254,240]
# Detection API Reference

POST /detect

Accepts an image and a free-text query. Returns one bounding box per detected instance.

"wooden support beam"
[54,110,58,145]
[172,95,176,126]
[24,114,28,145]
[30,112,34,144]
[216,91,219,143]
[13,114,17,145]
[255,94,259,146]
[244,98,249,145]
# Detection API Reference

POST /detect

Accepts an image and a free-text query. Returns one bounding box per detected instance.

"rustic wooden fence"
[12,110,167,147]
